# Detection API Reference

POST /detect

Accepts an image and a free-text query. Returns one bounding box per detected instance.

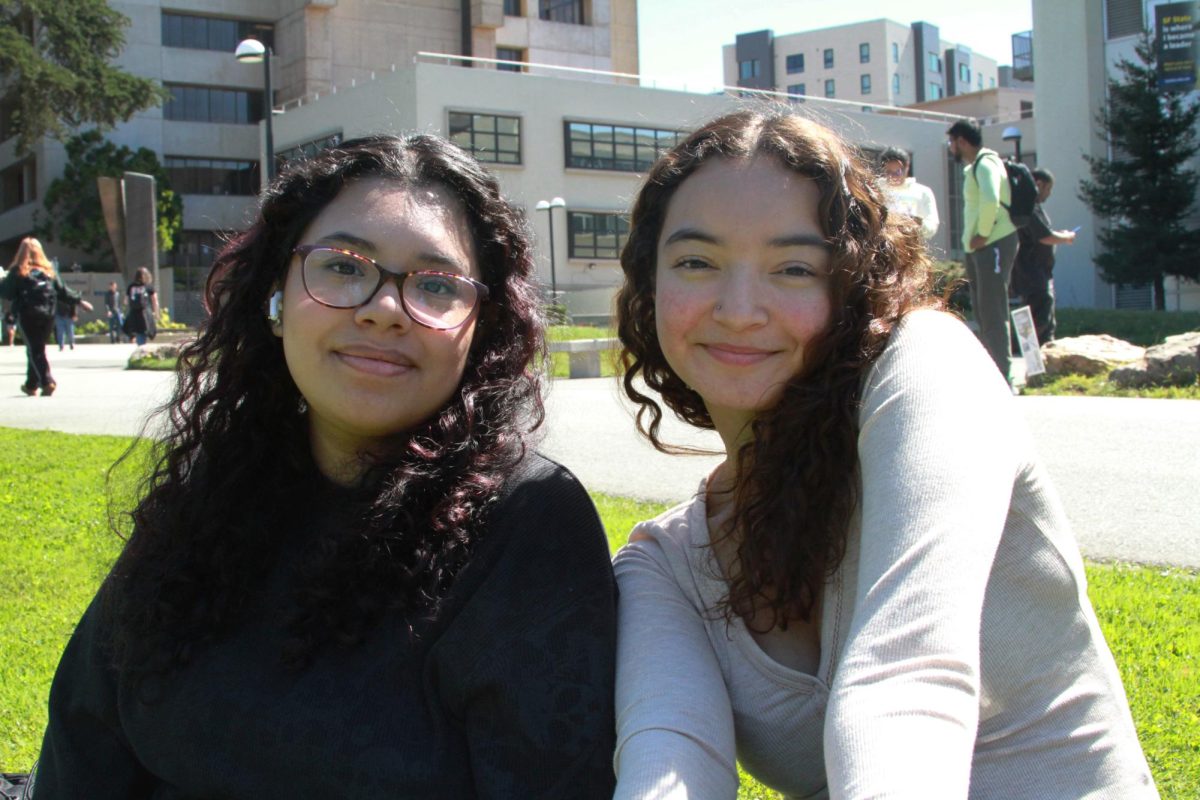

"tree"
[0,0,165,154]
[1079,35,1200,310]
[36,130,183,268]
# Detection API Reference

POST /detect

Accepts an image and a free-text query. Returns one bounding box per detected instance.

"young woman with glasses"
[610,110,1156,799]
[32,135,617,798]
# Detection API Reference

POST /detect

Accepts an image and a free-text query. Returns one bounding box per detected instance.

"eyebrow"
[662,227,831,251]
[317,231,467,272]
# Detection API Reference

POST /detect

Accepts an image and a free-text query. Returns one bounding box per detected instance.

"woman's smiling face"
[277,177,481,481]
[653,156,834,444]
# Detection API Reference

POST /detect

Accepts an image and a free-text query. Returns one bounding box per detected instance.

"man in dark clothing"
[1012,169,1076,344]
[104,281,123,343]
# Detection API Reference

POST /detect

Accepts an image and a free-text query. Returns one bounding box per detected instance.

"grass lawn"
[1023,372,1200,400]
[1,427,1196,797]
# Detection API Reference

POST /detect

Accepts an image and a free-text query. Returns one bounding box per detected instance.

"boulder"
[1111,331,1200,387]
[130,342,185,361]
[1040,335,1145,377]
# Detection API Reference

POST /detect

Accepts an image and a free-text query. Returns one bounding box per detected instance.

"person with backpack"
[0,237,92,396]
[1013,169,1077,344]
[947,118,1021,390]
[122,266,159,345]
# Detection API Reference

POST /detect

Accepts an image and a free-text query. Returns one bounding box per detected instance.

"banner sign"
[1156,1,1198,92]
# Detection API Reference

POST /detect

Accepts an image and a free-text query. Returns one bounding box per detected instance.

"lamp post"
[235,38,275,182]
[1001,126,1023,163]
[535,197,566,300]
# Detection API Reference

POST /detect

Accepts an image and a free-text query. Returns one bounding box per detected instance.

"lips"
[334,345,416,377]
[701,343,778,366]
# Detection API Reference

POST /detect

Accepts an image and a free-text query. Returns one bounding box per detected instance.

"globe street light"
[535,197,566,300]
[235,38,275,182]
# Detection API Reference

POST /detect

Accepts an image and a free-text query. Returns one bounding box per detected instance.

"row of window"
[163,84,264,124]
[501,0,587,24]
[783,41,908,75]
[786,74,875,98]
[164,157,259,196]
[161,12,273,52]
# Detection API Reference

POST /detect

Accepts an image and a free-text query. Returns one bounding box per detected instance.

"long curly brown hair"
[106,134,546,680]
[617,109,938,629]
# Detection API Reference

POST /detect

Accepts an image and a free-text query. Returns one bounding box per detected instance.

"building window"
[989,77,995,88]
[568,211,628,259]
[787,83,805,96]
[892,42,899,63]
[928,52,941,73]
[1020,100,1034,119]
[503,0,521,15]
[824,79,835,98]
[162,12,274,52]
[0,158,35,212]
[539,0,584,24]
[823,48,834,68]
[164,156,259,195]
[0,93,18,141]
[565,121,684,172]
[860,74,871,94]
[959,63,970,82]
[739,59,760,80]
[165,229,225,269]
[892,73,901,95]
[496,47,525,72]
[928,82,943,100]
[786,53,804,73]
[1105,0,1145,39]
[859,43,870,63]
[163,84,264,124]
[449,112,521,165]
[276,132,343,169]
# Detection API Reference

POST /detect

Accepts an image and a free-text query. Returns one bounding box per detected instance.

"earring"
[715,303,723,312]
[266,290,283,325]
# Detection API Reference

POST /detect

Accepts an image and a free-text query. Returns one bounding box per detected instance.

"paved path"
[3,343,1198,567]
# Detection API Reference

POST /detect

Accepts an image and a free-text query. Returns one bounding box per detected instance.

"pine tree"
[35,130,182,268]
[0,0,165,154]
[1079,35,1200,310]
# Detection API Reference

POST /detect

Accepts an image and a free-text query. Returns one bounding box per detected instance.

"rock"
[1040,335,1145,377]
[1112,331,1200,387]
[130,342,184,361]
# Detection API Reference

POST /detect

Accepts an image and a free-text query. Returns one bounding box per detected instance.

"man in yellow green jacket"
[948,118,1019,388]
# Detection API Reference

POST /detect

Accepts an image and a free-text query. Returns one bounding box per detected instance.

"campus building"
[0,0,638,320]
[723,19,1000,107]
[1032,0,1200,310]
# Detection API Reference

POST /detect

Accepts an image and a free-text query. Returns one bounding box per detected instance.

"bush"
[1055,308,1200,347]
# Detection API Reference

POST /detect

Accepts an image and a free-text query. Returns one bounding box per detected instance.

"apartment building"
[0,0,637,320]
[723,19,1000,107]
[1032,0,1199,311]
[266,58,961,321]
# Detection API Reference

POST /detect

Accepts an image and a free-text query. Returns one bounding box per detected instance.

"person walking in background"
[2,309,15,346]
[123,266,159,345]
[947,118,1020,388]
[53,291,79,351]
[104,280,124,343]
[1013,168,1076,344]
[0,237,92,396]
[878,147,939,240]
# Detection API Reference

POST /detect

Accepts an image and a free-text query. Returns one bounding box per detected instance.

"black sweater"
[32,454,617,799]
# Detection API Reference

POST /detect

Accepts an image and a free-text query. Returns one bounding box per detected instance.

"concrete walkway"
[2,342,1198,568]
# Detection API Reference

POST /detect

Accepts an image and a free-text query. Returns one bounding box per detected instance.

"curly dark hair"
[106,134,546,680]
[616,109,938,629]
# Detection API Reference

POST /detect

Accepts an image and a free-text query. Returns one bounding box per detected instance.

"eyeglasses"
[293,245,489,331]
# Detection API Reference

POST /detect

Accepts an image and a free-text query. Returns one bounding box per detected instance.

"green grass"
[127,354,178,371]
[1055,308,1200,347]
[547,324,620,379]
[1,427,1196,797]
[1023,372,1200,399]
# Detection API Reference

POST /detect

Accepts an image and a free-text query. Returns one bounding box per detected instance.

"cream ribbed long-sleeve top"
[612,310,1157,800]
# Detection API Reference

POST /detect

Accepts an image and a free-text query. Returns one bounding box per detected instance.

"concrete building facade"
[0,0,637,322]
[723,19,1000,108]
[1032,0,1200,310]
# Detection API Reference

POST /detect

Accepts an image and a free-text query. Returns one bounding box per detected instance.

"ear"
[267,290,284,336]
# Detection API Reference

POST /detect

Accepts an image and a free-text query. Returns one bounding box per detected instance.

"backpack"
[15,269,57,322]
[973,153,1038,228]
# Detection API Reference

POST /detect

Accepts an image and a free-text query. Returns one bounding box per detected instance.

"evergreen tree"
[1079,35,1200,310]
[0,0,165,154]
[35,130,182,268]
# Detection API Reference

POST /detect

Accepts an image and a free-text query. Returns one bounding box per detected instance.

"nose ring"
[715,304,723,311]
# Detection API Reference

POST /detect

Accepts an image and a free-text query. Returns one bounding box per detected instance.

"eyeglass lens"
[300,248,481,330]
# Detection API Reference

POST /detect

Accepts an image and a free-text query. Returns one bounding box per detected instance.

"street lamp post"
[535,197,566,300]
[1001,126,1023,164]
[235,38,275,182]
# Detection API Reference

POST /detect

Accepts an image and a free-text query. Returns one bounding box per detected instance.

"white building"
[723,19,1000,108]
[1033,0,1200,310]
[0,0,638,321]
